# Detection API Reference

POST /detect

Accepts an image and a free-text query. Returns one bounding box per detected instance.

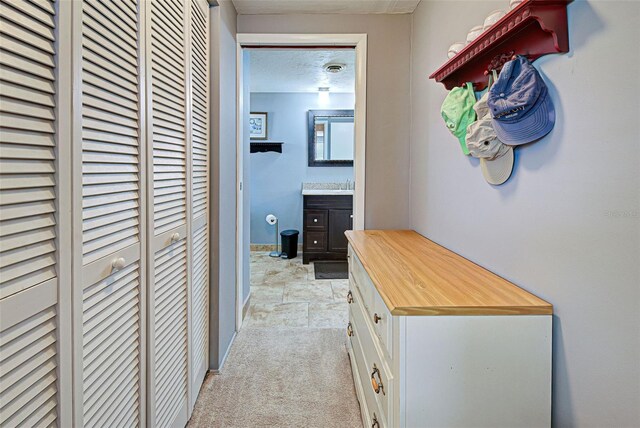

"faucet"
[344,179,354,190]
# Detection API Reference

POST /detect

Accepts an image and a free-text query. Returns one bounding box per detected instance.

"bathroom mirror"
[308,109,354,167]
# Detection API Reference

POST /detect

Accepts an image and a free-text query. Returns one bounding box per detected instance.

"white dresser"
[345,230,553,428]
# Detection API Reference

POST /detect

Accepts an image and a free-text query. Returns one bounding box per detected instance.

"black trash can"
[280,229,299,259]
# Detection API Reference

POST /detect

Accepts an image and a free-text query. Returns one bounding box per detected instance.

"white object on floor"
[265,214,281,257]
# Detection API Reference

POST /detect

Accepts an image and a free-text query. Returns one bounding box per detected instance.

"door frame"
[234,33,368,331]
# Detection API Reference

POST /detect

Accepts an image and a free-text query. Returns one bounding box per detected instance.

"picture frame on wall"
[249,112,268,140]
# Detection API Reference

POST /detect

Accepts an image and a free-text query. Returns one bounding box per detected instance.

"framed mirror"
[308,109,354,167]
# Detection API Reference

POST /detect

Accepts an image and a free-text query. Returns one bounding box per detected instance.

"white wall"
[238,14,412,230]
[249,92,355,245]
[242,50,251,310]
[409,1,640,426]
[209,0,238,370]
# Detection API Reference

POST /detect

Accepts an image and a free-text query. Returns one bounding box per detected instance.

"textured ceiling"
[232,0,421,15]
[249,49,356,93]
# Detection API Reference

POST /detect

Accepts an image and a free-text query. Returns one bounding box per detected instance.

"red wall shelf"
[429,0,572,90]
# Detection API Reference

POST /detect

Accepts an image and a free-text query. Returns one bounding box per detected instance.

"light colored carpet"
[188,328,363,428]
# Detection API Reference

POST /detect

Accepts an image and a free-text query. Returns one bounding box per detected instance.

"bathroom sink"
[301,182,354,196]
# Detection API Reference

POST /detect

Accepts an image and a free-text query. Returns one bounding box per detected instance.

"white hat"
[479,146,514,185]
[466,93,514,185]
[473,92,491,119]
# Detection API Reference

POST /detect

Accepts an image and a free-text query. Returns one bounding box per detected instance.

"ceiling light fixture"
[318,87,330,106]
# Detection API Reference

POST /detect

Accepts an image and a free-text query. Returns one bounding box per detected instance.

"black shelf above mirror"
[250,142,283,153]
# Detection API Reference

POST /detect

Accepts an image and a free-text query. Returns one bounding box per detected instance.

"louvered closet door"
[147,0,190,426]
[189,0,210,407]
[75,1,144,426]
[0,282,58,427]
[0,0,61,425]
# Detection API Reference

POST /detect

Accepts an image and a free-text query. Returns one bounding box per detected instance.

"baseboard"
[250,244,275,251]
[242,294,251,320]
[210,296,250,375]
[250,243,303,252]
[210,331,237,374]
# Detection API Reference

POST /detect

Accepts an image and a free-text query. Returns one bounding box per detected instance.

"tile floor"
[247,251,350,328]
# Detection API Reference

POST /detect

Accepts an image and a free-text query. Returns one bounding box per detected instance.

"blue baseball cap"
[488,55,555,145]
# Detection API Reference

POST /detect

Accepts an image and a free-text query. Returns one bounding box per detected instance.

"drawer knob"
[171,232,180,242]
[111,257,126,271]
[350,214,353,219]
[313,240,318,244]
[313,218,318,223]
[347,322,353,337]
[371,413,380,428]
[373,313,381,324]
[371,366,384,395]
[347,290,353,304]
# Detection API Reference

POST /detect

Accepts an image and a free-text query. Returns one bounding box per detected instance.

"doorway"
[235,34,368,331]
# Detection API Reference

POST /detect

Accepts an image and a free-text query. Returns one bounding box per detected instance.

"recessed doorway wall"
[235,34,368,330]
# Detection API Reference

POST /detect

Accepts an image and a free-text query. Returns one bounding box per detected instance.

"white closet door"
[0,282,58,427]
[189,0,210,408]
[0,0,57,301]
[73,0,145,426]
[146,0,190,426]
[0,0,61,425]
[80,262,142,428]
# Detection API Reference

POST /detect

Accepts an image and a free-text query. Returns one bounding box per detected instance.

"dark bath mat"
[314,261,349,280]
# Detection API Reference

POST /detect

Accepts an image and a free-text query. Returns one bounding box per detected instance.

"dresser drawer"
[304,209,327,231]
[371,287,393,360]
[349,250,374,311]
[350,250,393,361]
[305,232,326,251]
[348,311,387,428]
[350,291,393,426]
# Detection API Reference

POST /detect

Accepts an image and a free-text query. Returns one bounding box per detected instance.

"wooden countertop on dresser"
[345,230,553,316]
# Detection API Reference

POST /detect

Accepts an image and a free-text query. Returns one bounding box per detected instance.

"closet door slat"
[0,0,57,299]
[0,6,62,420]
[0,279,58,427]
[145,0,191,426]
[151,0,186,236]
[152,239,188,427]
[81,0,142,266]
[190,0,209,223]
[189,0,210,404]
[191,223,208,383]
[74,1,144,427]
[81,262,141,428]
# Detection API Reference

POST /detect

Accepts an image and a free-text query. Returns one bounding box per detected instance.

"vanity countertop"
[345,230,553,316]
[301,182,354,196]
[302,189,354,195]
